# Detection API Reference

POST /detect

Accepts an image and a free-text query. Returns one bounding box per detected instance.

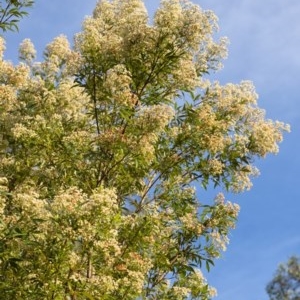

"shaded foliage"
[0,0,34,32]
[266,256,300,300]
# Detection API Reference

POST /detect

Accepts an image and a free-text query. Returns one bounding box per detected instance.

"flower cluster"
[19,38,36,63]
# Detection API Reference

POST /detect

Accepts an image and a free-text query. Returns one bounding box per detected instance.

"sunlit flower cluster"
[19,38,36,63]
[0,36,5,58]
[103,64,137,106]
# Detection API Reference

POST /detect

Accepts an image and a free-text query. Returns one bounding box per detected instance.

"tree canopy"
[0,0,289,299]
[266,256,300,300]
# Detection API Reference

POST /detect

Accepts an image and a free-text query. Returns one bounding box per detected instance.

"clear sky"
[3,1,300,299]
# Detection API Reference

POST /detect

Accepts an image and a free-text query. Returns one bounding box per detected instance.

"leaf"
[7,257,23,270]
[205,259,215,272]
[82,291,95,300]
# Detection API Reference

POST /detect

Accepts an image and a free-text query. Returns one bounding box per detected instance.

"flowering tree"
[0,0,289,299]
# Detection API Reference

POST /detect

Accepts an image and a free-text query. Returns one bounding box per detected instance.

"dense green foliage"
[0,0,289,299]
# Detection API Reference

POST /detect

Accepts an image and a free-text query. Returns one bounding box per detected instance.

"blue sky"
[3,1,300,299]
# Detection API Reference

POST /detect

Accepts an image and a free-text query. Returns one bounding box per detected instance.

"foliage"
[0,0,289,299]
[0,0,34,32]
[266,256,300,300]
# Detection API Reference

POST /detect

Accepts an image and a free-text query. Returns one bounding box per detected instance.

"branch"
[92,69,100,135]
